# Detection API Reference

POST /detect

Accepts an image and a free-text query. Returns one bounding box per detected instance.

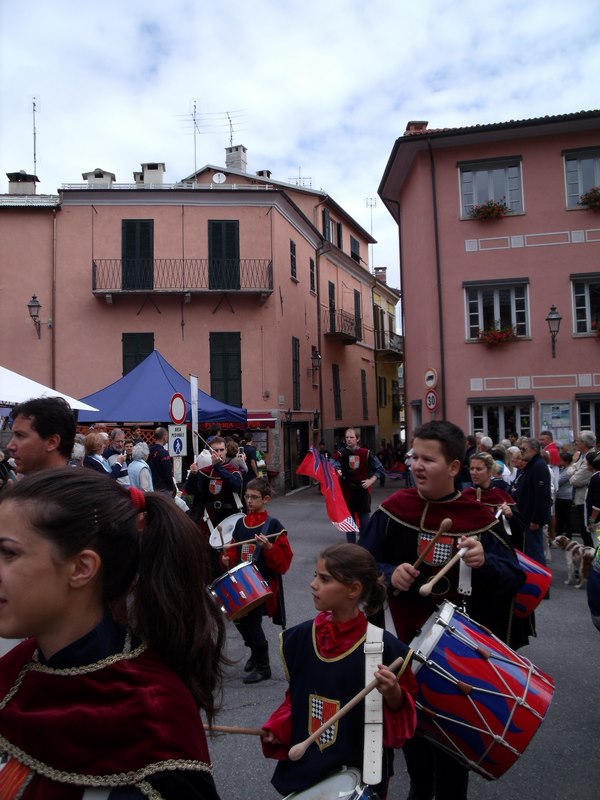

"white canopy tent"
[0,366,98,412]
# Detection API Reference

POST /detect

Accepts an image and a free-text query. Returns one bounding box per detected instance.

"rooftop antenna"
[288,166,312,188]
[32,96,38,184]
[191,100,202,178]
[227,112,233,147]
[366,197,377,269]
[177,106,247,175]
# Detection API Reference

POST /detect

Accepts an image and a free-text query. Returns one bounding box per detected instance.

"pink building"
[0,149,402,489]
[379,110,600,445]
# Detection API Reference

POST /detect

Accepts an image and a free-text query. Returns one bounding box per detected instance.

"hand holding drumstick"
[391,517,452,593]
[419,536,484,597]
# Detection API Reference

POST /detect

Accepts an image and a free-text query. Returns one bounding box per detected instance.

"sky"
[1,0,599,290]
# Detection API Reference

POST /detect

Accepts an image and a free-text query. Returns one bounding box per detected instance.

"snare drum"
[209,512,245,548]
[410,601,554,780]
[209,562,272,621]
[282,767,374,799]
[513,549,552,618]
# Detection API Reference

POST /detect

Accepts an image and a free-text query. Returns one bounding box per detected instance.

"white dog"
[555,535,596,588]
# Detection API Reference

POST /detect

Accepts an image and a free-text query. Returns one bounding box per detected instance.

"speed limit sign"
[425,390,438,412]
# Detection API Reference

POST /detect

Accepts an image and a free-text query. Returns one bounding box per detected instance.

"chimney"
[225,145,248,172]
[82,168,115,189]
[405,120,429,134]
[256,169,272,179]
[138,162,166,187]
[374,267,387,284]
[6,170,39,195]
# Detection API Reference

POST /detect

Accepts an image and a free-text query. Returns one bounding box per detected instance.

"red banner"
[297,448,359,535]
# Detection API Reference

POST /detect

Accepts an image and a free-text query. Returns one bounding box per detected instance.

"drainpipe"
[387,199,408,438]
[426,138,446,419]
[51,208,57,387]
[315,241,330,440]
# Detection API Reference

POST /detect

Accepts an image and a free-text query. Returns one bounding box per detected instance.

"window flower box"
[469,199,510,220]
[579,187,600,213]
[478,325,517,347]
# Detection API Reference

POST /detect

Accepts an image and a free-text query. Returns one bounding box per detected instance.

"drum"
[513,549,552,618]
[409,601,554,780]
[209,562,272,621]
[209,512,245,548]
[282,766,375,799]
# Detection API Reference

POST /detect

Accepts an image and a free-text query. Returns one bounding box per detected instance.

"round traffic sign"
[169,393,187,425]
[425,390,438,412]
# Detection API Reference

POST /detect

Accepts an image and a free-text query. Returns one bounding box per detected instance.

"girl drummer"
[0,468,226,799]
[260,543,417,799]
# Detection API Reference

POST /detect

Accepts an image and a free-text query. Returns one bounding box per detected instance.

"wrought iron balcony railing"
[92,258,273,294]
[323,308,361,343]
[374,330,403,355]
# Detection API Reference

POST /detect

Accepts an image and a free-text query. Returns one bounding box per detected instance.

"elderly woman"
[128,440,154,492]
[83,432,125,479]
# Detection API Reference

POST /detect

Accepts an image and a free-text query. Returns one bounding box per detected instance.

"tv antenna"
[178,105,247,176]
[32,96,38,179]
[366,197,377,268]
[288,166,312,188]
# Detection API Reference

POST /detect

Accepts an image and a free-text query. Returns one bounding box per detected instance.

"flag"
[297,448,359,535]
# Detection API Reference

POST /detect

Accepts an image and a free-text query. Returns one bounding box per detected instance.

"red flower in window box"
[579,187,600,213]
[478,325,517,347]
[469,199,510,220]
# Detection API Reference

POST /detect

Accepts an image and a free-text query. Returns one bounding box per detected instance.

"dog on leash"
[555,535,596,588]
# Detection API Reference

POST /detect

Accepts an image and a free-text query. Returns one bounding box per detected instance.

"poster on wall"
[539,402,571,447]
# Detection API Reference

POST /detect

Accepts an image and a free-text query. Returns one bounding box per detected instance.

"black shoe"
[244,655,256,673]
[243,666,271,684]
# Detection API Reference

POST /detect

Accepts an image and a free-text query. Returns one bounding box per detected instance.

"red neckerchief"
[313,610,367,658]
[381,487,497,534]
[244,510,268,528]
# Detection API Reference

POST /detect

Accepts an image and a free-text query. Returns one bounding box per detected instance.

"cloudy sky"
[1,0,599,288]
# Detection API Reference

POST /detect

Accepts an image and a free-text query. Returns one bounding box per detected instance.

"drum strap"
[363,622,384,786]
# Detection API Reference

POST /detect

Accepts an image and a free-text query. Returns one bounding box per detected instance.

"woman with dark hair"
[0,468,226,799]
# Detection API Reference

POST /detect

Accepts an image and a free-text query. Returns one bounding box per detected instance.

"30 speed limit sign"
[425,390,438,412]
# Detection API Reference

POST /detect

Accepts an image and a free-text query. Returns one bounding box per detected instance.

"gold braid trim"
[382,498,498,538]
[395,648,414,680]
[137,781,166,799]
[0,733,212,788]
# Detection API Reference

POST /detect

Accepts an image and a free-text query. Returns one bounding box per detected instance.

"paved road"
[208,482,599,800]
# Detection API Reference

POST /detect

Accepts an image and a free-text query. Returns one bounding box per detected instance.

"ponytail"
[320,543,388,617]
[133,493,227,722]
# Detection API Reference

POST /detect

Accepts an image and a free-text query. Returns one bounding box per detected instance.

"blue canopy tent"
[78,350,246,425]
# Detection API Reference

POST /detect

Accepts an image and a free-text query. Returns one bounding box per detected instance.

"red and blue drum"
[513,549,552,618]
[209,562,272,621]
[409,601,554,780]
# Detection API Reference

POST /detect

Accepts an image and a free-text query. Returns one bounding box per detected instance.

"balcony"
[92,258,273,297]
[375,330,403,357]
[323,308,361,344]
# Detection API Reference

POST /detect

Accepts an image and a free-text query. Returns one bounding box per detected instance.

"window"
[332,364,342,419]
[309,257,316,292]
[459,158,523,216]
[122,332,154,375]
[469,401,532,442]
[328,281,336,334]
[391,380,401,423]
[565,149,600,208]
[290,240,297,280]
[361,370,368,420]
[572,275,600,333]
[354,289,362,340]
[378,376,388,408]
[122,220,153,290]
[209,332,241,406]
[208,220,240,290]
[577,397,600,441]
[292,337,300,410]
[464,280,529,339]
[322,208,331,241]
[322,208,342,246]
[350,236,360,263]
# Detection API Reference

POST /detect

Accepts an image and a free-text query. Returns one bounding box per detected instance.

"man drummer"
[183,436,243,540]
[359,420,525,800]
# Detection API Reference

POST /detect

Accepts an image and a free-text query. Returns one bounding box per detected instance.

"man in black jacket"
[148,427,174,496]
[513,437,551,565]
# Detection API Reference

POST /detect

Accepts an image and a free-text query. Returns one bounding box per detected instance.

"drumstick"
[393,518,452,597]
[204,724,264,737]
[212,532,281,551]
[288,653,405,762]
[419,546,467,597]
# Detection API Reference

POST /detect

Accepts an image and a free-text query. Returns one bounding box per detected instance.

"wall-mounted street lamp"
[308,349,322,380]
[545,305,562,358]
[27,295,52,338]
[284,407,293,424]
[313,409,321,430]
